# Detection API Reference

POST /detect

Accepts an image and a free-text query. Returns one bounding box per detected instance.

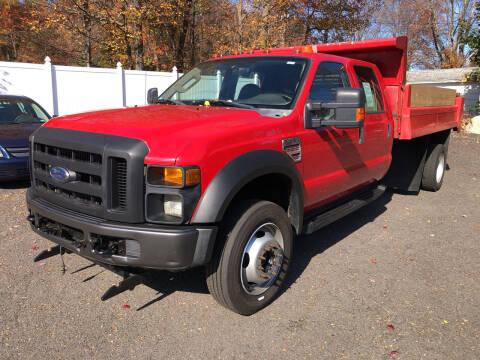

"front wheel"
[206,200,293,315]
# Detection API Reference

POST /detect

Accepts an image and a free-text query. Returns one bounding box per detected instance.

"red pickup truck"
[27,37,463,315]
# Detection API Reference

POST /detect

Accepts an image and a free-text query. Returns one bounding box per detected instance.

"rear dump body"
[312,36,463,139]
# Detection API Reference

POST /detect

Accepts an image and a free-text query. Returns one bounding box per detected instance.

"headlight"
[147,166,200,187]
[163,194,183,217]
[146,193,183,221]
[145,166,201,224]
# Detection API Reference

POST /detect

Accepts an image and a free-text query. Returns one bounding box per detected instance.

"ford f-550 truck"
[27,37,464,315]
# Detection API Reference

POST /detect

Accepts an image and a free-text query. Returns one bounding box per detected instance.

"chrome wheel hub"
[240,223,284,296]
[436,153,445,183]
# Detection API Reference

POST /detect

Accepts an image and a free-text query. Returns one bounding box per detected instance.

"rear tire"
[206,200,293,315]
[421,143,447,191]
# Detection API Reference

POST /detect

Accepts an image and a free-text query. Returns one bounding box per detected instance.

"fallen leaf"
[371,259,377,264]
[390,350,398,356]
[475,227,479,232]
[38,262,46,266]
[383,225,388,229]
[443,320,448,324]
[123,304,130,309]
[387,324,395,331]
[31,246,39,251]
[370,279,376,283]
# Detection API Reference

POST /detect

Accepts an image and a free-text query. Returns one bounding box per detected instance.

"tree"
[467,2,480,64]
[41,0,103,66]
[428,0,477,68]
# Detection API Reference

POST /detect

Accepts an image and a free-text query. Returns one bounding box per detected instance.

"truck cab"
[27,37,463,315]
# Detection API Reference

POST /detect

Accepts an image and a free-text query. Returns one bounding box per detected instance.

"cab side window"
[353,66,384,113]
[308,62,350,102]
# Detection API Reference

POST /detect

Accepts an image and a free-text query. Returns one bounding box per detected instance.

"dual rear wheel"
[421,143,447,192]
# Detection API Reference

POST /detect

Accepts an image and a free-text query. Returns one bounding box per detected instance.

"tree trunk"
[133,0,144,70]
[174,0,193,72]
[83,0,92,67]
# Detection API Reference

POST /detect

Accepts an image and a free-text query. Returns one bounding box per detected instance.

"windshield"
[0,99,50,124]
[160,57,309,109]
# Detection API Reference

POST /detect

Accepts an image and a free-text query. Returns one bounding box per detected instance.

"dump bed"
[313,37,463,139]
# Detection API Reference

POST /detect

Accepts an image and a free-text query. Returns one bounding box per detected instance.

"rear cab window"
[353,65,384,113]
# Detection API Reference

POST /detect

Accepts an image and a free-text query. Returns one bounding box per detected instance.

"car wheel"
[206,200,293,315]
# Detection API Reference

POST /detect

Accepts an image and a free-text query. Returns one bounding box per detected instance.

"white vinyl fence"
[0,57,180,116]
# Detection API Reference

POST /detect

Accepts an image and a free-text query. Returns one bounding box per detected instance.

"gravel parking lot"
[1,133,479,359]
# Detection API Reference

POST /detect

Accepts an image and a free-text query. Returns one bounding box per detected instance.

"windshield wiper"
[155,98,186,105]
[209,100,255,109]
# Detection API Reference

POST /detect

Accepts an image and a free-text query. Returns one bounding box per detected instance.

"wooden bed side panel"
[409,84,457,108]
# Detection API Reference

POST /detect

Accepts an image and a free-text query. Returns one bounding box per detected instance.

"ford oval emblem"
[49,167,73,183]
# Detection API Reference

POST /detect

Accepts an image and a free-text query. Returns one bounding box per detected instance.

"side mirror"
[304,88,366,129]
[147,88,158,104]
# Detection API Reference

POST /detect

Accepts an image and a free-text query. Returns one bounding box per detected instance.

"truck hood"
[43,105,265,164]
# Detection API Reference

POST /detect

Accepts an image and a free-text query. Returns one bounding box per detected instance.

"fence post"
[172,66,179,80]
[117,61,126,107]
[216,70,222,98]
[44,56,57,116]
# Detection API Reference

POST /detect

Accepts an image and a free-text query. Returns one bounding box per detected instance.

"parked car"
[27,37,463,315]
[0,95,51,181]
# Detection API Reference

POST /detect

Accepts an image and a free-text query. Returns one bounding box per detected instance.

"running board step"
[303,184,386,235]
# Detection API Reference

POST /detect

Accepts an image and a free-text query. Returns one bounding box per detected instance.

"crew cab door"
[351,64,392,184]
[301,60,392,211]
[301,61,368,210]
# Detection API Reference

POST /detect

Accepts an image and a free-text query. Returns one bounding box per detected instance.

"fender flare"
[191,150,304,234]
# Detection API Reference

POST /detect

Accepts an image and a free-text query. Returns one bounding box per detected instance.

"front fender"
[191,150,304,234]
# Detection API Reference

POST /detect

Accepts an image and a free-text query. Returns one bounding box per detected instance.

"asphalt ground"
[0,133,479,359]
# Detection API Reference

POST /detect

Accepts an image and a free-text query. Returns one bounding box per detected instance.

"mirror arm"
[320,119,362,128]
[307,102,362,110]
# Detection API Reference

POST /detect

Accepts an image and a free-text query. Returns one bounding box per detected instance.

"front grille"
[34,143,102,164]
[34,161,101,186]
[6,146,29,158]
[30,127,149,223]
[32,141,105,214]
[110,157,127,210]
[35,179,102,207]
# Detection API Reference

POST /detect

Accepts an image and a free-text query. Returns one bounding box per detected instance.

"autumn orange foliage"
[0,0,477,71]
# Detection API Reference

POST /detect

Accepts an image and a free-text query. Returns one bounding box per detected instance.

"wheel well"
[429,129,451,146]
[231,174,291,212]
[226,173,301,234]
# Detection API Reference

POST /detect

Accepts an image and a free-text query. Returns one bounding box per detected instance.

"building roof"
[407,67,479,84]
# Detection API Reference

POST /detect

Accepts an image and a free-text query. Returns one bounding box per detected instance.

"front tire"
[206,200,293,315]
[421,143,447,192]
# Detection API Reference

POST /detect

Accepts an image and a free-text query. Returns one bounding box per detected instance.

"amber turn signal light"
[186,169,201,186]
[148,167,183,186]
[356,108,365,122]
[301,45,313,53]
[147,166,200,187]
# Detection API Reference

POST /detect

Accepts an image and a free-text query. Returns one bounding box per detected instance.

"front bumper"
[0,157,29,181]
[27,189,217,270]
